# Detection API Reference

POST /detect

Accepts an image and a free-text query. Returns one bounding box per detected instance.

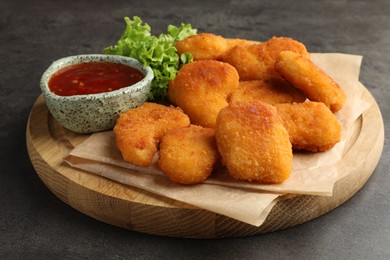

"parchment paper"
[65,53,371,226]
[65,155,280,227]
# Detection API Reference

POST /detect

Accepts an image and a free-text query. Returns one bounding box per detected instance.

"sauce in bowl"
[48,62,145,96]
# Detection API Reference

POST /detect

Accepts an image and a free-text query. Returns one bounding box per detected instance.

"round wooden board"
[27,83,384,238]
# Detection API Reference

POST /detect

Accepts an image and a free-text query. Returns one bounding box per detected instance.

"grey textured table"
[1,0,389,259]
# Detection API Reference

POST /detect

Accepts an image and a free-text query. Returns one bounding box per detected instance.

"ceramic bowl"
[40,54,154,133]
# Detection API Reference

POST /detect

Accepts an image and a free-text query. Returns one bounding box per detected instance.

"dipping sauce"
[48,62,145,96]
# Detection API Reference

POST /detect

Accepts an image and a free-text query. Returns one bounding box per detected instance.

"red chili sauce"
[48,62,145,96]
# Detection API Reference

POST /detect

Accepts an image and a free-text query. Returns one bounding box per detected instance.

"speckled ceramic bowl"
[40,54,154,133]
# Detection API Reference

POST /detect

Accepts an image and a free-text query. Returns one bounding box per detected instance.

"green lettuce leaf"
[104,16,197,100]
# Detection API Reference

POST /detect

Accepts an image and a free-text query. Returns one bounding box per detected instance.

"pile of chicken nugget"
[114,33,346,185]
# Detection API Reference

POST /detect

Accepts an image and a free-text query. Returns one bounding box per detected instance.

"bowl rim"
[40,54,154,101]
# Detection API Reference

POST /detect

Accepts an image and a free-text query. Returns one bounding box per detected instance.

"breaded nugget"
[176,33,254,61]
[221,43,268,81]
[176,33,228,60]
[275,50,346,112]
[215,101,292,183]
[172,60,239,128]
[222,36,310,81]
[264,36,310,60]
[229,78,306,105]
[275,101,342,152]
[158,125,220,184]
[114,102,190,166]
[225,38,255,50]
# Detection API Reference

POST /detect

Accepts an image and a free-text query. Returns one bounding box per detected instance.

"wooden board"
[26,83,384,238]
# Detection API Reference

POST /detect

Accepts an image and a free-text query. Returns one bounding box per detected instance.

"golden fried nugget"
[114,102,190,167]
[221,43,267,80]
[225,38,255,50]
[215,101,292,183]
[222,36,310,81]
[158,125,220,184]
[172,60,239,128]
[275,101,342,152]
[275,50,346,112]
[264,36,310,60]
[229,79,306,105]
[176,33,228,60]
[176,33,254,61]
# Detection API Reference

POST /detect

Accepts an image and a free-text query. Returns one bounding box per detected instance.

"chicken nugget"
[275,101,342,152]
[172,60,239,128]
[176,33,228,60]
[222,36,310,81]
[264,36,310,60]
[275,50,346,112]
[176,33,254,61]
[229,78,306,105]
[114,102,190,167]
[158,125,220,184]
[225,38,255,50]
[221,43,268,81]
[215,101,292,183]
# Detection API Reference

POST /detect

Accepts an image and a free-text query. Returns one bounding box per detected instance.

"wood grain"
[26,83,384,238]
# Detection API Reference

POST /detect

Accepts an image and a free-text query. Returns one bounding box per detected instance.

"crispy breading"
[222,43,268,80]
[215,101,293,183]
[275,101,342,152]
[176,33,228,60]
[158,125,220,184]
[229,78,306,105]
[176,33,254,61]
[275,50,346,112]
[171,60,239,128]
[114,102,190,167]
[222,36,310,81]
[225,38,255,50]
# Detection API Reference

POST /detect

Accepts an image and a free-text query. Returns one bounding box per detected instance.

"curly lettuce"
[103,16,197,100]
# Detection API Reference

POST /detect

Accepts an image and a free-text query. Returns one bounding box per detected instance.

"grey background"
[1,0,389,259]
